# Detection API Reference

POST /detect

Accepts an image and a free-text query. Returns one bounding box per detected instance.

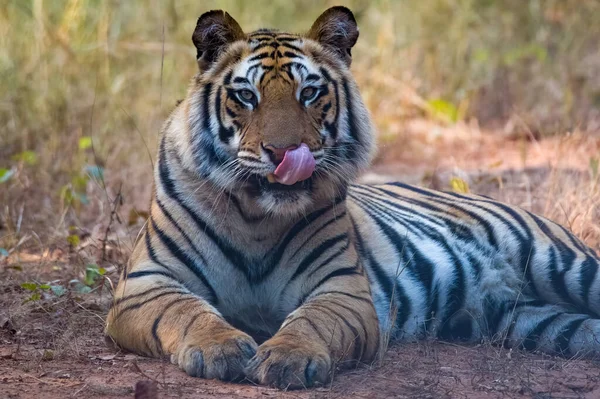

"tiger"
[105,6,600,389]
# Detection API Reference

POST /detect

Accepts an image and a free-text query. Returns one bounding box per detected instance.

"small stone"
[134,380,158,399]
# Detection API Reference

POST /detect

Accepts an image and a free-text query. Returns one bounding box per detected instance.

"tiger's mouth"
[244,174,313,197]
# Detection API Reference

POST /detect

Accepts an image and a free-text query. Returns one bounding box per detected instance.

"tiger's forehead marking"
[232,30,318,87]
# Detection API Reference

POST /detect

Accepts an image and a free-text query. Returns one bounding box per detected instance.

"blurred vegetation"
[1,0,599,250]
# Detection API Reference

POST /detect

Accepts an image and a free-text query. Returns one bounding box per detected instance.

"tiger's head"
[175,6,375,218]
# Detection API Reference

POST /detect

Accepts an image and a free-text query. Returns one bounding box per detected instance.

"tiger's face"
[183,7,375,217]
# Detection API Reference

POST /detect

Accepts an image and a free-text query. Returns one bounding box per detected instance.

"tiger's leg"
[502,218,600,354]
[106,269,257,380]
[245,269,380,389]
[490,299,600,357]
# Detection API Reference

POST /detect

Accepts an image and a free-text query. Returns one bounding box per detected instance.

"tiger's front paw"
[245,336,331,389]
[171,329,257,381]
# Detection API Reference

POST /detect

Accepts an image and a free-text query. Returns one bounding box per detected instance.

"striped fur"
[105,7,600,389]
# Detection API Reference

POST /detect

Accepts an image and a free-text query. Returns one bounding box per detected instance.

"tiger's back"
[350,183,600,353]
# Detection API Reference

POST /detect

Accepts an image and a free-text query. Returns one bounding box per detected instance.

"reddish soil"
[1,128,599,398]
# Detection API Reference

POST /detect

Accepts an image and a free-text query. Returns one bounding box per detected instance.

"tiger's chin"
[240,174,347,219]
[257,189,314,218]
[237,175,313,218]
[253,182,311,218]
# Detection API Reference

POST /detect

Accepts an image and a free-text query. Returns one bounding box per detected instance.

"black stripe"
[290,234,348,281]
[349,193,425,240]
[144,227,180,280]
[365,185,494,247]
[126,270,175,280]
[328,300,370,360]
[249,52,273,61]
[310,303,364,361]
[282,316,328,346]
[258,69,269,86]
[351,215,412,330]
[280,43,304,53]
[520,313,561,351]
[301,264,360,306]
[483,296,509,336]
[277,42,304,55]
[351,189,444,237]
[251,41,277,51]
[557,223,597,256]
[183,313,202,339]
[158,143,254,281]
[156,197,211,268]
[276,37,300,42]
[245,64,261,81]
[114,290,190,321]
[385,182,529,244]
[390,182,539,297]
[465,252,483,282]
[308,290,372,304]
[353,199,442,332]
[228,191,265,223]
[150,218,217,303]
[514,299,548,308]
[530,213,579,305]
[554,317,587,355]
[112,285,181,307]
[183,311,222,339]
[341,78,360,160]
[215,86,235,143]
[305,241,351,281]
[223,71,233,85]
[233,77,250,84]
[151,297,198,355]
[187,83,229,172]
[267,194,346,268]
[237,155,261,163]
[357,201,435,299]
[225,106,237,118]
[290,211,346,259]
[282,51,301,59]
[320,67,339,140]
[547,246,575,306]
[579,256,598,313]
[202,83,212,132]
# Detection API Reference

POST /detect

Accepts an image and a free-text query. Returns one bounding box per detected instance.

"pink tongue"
[273,143,316,185]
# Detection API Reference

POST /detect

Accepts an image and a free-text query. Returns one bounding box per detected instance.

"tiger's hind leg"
[430,245,600,358]
[487,299,600,357]
[502,217,600,356]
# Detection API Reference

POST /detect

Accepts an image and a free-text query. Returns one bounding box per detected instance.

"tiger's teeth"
[266,173,277,183]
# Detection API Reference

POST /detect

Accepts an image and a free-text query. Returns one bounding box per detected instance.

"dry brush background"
[1,1,600,398]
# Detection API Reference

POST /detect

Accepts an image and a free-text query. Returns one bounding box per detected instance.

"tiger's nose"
[262,143,298,165]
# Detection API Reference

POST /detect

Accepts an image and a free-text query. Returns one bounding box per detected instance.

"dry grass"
[1,0,600,253]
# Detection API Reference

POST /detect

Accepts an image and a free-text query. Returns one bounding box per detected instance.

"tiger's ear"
[192,10,245,72]
[307,6,359,66]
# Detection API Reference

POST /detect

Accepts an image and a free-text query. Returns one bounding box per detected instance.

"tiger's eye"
[300,87,317,101]
[239,89,255,102]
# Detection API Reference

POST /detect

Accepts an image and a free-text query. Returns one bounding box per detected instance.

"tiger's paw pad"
[245,339,331,389]
[171,332,257,381]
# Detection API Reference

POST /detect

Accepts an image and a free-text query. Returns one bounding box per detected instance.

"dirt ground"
[2,270,600,399]
[1,126,600,398]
